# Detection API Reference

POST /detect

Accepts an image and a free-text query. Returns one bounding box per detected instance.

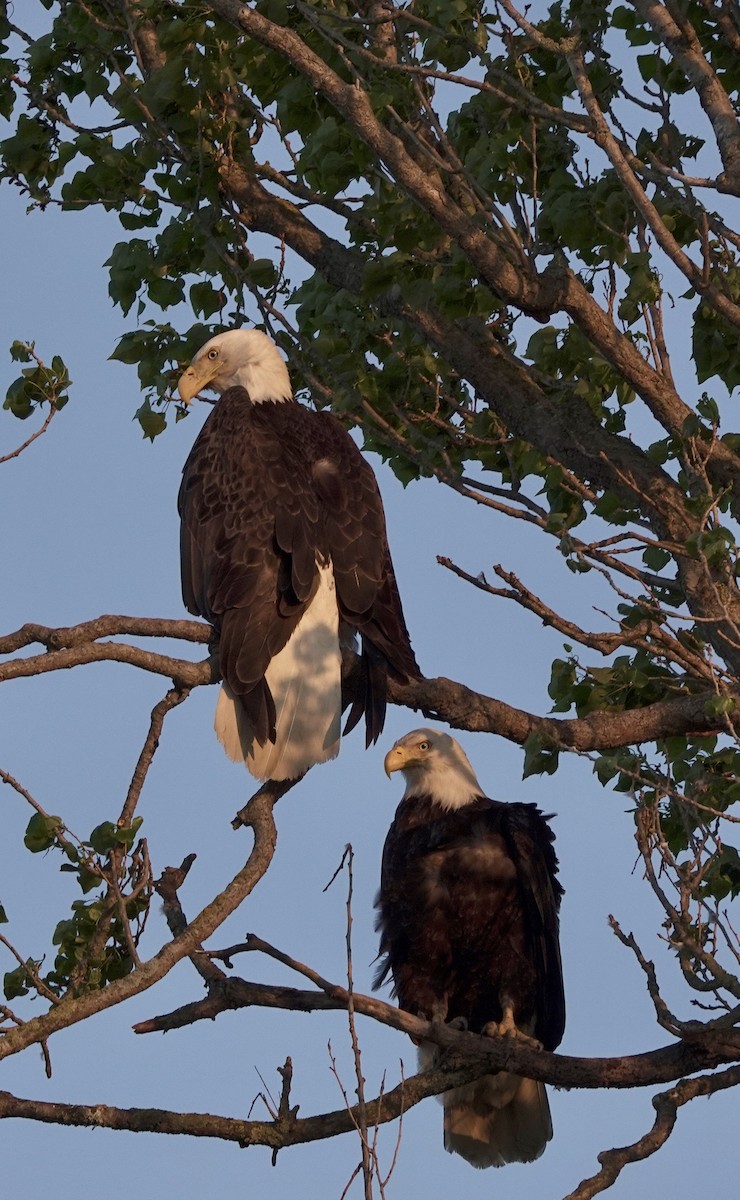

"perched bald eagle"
[375,728,564,1169]
[177,328,419,780]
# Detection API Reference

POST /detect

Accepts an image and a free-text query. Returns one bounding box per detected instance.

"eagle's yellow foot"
[482,1001,542,1048]
[482,1021,543,1049]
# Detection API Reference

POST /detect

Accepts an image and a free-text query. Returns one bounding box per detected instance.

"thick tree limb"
[633,0,740,191]
[566,46,740,329]
[0,1060,483,1149]
[209,1,740,510]
[130,967,740,1089]
[1,615,736,749]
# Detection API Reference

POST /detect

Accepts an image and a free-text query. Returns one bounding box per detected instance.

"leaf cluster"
[4,810,148,1000]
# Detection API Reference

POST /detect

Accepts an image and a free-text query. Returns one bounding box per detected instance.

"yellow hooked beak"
[177,355,220,404]
[384,744,413,778]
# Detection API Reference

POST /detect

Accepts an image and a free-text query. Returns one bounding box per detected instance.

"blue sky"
[2,51,738,1200]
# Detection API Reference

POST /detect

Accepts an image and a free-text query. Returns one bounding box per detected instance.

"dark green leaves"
[4,961,42,1001]
[693,292,740,393]
[88,818,143,855]
[4,345,70,419]
[135,397,168,442]
[24,812,65,853]
[522,731,560,778]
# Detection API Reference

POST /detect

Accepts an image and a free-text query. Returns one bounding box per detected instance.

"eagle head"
[384,727,484,810]
[178,328,292,405]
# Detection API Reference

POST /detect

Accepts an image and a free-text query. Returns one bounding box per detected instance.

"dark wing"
[307,411,419,745]
[501,803,565,1051]
[310,412,419,676]
[374,805,414,993]
[373,795,491,1000]
[178,388,322,743]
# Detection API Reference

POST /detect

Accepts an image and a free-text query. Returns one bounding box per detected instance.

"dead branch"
[563,1063,740,1200]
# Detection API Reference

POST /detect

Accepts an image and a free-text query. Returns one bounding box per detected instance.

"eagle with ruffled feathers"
[376,728,565,1169]
[177,328,420,781]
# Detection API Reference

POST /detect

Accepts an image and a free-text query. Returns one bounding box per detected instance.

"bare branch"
[563,1064,740,1200]
[119,685,192,828]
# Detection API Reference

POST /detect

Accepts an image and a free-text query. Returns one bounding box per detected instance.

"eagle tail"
[215,564,342,780]
[442,1074,552,1169]
[342,637,388,747]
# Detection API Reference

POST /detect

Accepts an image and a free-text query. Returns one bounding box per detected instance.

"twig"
[0,406,57,465]
[119,685,192,828]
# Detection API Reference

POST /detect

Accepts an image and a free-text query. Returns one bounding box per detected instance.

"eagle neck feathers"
[224,358,291,404]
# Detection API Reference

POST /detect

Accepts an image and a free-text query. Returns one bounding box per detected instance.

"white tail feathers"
[214,565,342,780]
[443,1073,552,1169]
[441,1075,551,1166]
[418,1042,552,1169]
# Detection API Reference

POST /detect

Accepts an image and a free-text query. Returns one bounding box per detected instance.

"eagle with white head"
[177,329,419,780]
[375,727,565,1168]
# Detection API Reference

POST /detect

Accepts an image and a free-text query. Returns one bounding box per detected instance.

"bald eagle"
[375,728,564,1169]
[177,328,419,781]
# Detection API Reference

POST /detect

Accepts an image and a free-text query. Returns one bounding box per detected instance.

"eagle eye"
[207,348,219,360]
[418,740,430,751]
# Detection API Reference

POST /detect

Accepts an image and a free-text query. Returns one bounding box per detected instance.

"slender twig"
[0,406,57,465]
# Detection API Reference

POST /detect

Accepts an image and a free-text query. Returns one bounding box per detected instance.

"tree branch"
[563,1063,740,1200]
[633,0,740,191]
[0,405,57,465]
[0,781,285,1063]
[129,956,740,1091]
[2,615,738,750]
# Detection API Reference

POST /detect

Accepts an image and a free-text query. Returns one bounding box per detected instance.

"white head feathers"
[384,727,485,810]
[178,328,293,405]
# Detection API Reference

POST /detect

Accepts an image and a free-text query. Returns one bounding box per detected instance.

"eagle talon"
[482,1019,543,1050]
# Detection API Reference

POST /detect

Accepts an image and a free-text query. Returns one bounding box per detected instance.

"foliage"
[2,1,740,1194]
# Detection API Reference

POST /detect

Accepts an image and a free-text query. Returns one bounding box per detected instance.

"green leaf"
[24,812,64,853]
[189,281,223,319]
[4,964,30,1001]
[522,731,560,778]
[642,545,671,571]
[704,695,736,718]
[88,816,143,854]
[134,398,167,442]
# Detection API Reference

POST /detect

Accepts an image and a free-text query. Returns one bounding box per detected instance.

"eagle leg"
[429,998,449,1025]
